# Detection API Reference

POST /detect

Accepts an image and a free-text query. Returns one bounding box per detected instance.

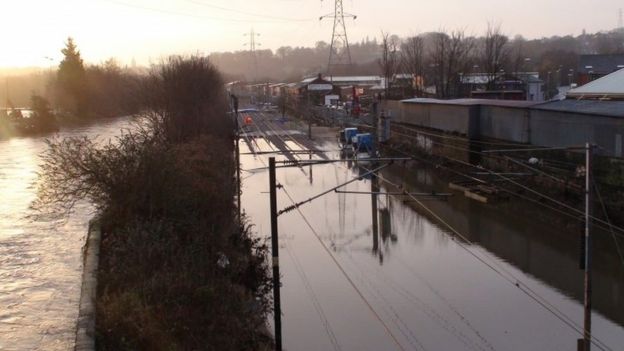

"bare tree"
[429,31,449,98]
[400,35,425,96]
[510,35,527,75]
[482,23,509,90]
[378,31,399,97]
[445,29,474,97]
[428,29,474,98]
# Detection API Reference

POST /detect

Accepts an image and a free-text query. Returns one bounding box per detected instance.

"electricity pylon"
[320,0,356,75]
[244,28,261,82]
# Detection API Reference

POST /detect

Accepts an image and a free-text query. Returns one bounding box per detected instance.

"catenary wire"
[280,186,408,351]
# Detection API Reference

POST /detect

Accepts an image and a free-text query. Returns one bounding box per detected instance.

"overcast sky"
[1,0,622,67]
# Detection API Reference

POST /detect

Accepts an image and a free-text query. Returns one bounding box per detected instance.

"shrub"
[35,55,272,350]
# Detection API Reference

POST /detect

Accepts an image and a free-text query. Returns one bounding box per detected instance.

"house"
[577,54,624,85]
[568,68,624,100]
[460,72,543,101]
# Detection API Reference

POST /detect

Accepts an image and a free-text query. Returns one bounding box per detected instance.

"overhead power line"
[185,0,313,22]
[98,0,308,23]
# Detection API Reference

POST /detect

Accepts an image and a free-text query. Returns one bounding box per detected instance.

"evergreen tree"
[30,94,57,131]
[57,37,88,117]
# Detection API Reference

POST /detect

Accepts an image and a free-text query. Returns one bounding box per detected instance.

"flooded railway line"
[239,109,624,351]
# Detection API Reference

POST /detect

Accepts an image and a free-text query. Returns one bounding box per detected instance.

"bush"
[35,55,272,350]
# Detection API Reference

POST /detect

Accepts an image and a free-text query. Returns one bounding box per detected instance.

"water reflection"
[242,138,624,351]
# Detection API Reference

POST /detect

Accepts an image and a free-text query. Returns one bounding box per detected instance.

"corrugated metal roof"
[531,99,624,117]
[567,68,624,98]
[578,54,624,74]
[327,76,382,82]
[402,98,539,108]
[301,75,382,84]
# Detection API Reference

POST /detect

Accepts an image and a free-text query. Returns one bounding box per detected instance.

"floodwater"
[0,117,134,351]
[241,133,624,350]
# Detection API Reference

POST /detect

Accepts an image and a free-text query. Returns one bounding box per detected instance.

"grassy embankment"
[36,56,272,350]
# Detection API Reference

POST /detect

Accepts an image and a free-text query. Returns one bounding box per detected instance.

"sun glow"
[0,0,621,69]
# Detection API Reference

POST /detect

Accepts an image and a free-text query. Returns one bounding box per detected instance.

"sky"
[1,0,622,68]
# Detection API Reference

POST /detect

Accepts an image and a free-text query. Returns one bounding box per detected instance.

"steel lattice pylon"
[320,0,356,74]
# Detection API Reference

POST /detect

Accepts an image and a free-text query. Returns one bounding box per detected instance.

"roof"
[327,76,382,82]
[567,68,624,98]
[393,73,413,79]
[302,75,382,85]
[461,74,492,84]
[401,98,539,108]
[460,72,542,85]
[531,99,624,118]
[578,54,624,74]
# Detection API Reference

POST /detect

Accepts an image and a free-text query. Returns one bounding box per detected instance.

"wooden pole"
[236,114,241,225]
[269,157,282,350]
[583,143,593,351]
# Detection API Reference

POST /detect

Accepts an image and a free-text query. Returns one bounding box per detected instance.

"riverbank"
[34,56,273,350]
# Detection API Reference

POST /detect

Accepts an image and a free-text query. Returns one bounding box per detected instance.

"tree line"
[209,26,624,98]
[1,37,143,137]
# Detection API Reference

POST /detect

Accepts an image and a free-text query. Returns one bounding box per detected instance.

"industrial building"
[388,69,624,159]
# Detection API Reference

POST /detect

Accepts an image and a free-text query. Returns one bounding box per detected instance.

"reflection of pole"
[582,143,593,351]
[268,157,282,351]
[307,93,312,139]
[236,122,241,224]
[371,165,380,258]
[309,150,313,184]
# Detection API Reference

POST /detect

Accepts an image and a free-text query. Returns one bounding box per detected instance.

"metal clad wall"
[397,102,471,135]
[480,106,529,143]
[395,100,624,158]
[530,110,624,157]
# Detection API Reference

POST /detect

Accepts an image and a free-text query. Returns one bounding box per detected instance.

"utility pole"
[232,94,241,224]
[579,143,594,351]
[268,157,282,351]
[244,29,261,83]
[320,0,356,75]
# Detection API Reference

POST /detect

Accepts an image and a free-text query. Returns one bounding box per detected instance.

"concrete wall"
[395,100,624,158]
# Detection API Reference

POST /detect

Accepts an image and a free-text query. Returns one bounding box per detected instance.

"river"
[0,117,133,351]
[241,131,624,350]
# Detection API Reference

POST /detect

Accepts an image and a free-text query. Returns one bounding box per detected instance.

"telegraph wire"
[593,179,624,268]
[345,249,490,351]
[185,0,314,22]
[280,186,408,351]
[346,262,429,351]
[242,110,616,350]
[98,0,305,23]
[356,163,615,351]
[283,237,342,350]
[390,255,497,351]
[383,127,624,239]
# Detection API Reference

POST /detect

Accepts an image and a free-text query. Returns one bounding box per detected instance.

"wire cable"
[185,0,314,22]
[280,186,408,351]
[357,163,615,351]
[385,127,624,238]
[98,0,300,23]
[284,237,342,351]
[384,142,624,238]
[593,179,624,268]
